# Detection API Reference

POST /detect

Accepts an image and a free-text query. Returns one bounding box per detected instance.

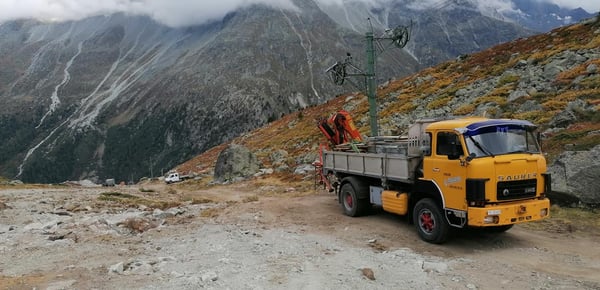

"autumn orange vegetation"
[178,22,599,172]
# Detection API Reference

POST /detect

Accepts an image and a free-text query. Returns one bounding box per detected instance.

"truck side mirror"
[447,153,460,160]
[466,153,476,162]
[420,146,430,156]
[447,143,463,160]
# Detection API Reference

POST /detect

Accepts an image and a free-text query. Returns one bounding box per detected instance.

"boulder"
[274,163,290,173]
[587,63,598,74]
[270,149,289,166]
[8,180,23,185]
[547,145,600,205]
[517,100,543,113]
[254,168,274,177]
[542,63,564,80]
[296,152,319,164]
[201,271,219,282]
[508,90,529,102]
[294,164,315,175]
[548,99,592,128]
[548,109,577,128]
[214,144,261,183]
[109,262,124,274]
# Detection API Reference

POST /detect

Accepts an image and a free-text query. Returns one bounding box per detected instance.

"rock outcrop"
[214,144,261,183]
[548,145,600,206]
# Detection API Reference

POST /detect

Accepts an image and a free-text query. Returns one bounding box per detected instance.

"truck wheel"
[340,182,368,217]
[413,198,449,244]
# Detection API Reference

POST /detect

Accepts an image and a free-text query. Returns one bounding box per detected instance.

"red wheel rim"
[419,210,435,233]
[345,193,353,208]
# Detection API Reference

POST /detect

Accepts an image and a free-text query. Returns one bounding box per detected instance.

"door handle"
[433,168,440,172]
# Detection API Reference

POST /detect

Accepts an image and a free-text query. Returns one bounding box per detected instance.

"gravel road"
[1,181,599,289]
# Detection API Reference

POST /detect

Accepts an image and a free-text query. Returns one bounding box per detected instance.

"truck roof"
[425,117,489,131]
[426,117,537,135]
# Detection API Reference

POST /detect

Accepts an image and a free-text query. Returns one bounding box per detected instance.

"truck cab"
[418,118,550,236]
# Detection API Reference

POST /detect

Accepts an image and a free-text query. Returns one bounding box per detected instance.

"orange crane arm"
[318,110,363,146]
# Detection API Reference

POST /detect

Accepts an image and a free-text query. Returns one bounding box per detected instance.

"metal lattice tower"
[327,19,412,137]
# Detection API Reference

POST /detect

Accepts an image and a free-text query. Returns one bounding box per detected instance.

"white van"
[165,172,180,184]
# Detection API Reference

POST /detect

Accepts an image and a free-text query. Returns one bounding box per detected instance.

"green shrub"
[426,95,452,110]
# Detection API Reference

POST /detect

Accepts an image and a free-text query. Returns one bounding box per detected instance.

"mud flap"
[445,209,467,228]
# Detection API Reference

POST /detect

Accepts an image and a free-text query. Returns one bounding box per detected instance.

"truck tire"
[413,198,449,244]
[340,180,369,217]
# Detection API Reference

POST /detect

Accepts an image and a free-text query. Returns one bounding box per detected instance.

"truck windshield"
[464,127,540,157]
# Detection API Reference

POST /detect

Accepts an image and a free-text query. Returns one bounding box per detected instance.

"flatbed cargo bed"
[322,150,420,183]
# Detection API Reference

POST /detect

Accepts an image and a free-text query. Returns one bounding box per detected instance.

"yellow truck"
[319,117,551,243]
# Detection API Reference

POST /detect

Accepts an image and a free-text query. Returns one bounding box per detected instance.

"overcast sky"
[0,0,598,27]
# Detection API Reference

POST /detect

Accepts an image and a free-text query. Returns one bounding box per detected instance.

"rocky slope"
[179,18,600,205]
[0,0,593,184]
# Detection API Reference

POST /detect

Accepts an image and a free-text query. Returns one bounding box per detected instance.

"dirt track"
[1,180,599,289]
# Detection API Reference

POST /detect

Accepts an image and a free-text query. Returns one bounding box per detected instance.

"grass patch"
[579,75,600,89]
[98,191,180,210]
[426,95,453,110]
[512,110,552,124]
[183,196,214,204]
[556,59,600,85]
[542,100,567,111]
[200,207,222,218]
[474,95,507,106]
[397,102,417,113]
[453,104,476,115]
[553,130,588,141]
[555,132,600,152]
[573,107,600,124]
[521,205,600,235]
[497,74,520,86]
[242,195,259,203]
[543,122,600,161]
[120,217,159,233]
[99,192,139,201]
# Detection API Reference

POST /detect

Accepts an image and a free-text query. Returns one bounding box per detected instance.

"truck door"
[426,131,467,211]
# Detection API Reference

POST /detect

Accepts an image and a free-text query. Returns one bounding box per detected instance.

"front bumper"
[467,198,550,227]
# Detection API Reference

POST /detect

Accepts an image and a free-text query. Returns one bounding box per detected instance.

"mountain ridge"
[0,1,595,183]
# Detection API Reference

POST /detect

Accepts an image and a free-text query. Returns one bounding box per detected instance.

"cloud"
[0,0,298,27]
[472,0,520,15]
[406,0,598,13]
[316,0,394,6]
[138,0,299,27]
[0,0,597,27]
[548,0,600,12]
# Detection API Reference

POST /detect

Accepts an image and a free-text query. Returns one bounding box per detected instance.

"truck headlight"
[484,215,499,224]
[540,208,548,218]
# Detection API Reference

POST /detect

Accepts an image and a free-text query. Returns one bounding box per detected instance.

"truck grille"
[496,179,537,200]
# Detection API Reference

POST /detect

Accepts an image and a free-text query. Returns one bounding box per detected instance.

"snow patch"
[37,41,83,128]
[280,10,320,100]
